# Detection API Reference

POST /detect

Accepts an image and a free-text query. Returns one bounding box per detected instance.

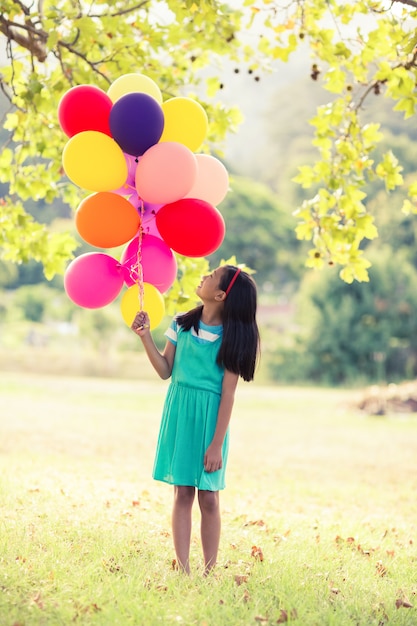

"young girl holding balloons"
[131,265,260,575]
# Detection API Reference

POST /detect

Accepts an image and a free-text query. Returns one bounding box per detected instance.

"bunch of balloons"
[59,73,229,329]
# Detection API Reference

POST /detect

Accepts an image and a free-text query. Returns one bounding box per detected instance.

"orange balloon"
[75,192,141,248]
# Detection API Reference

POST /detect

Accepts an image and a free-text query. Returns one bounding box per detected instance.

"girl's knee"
[174,485,195,507]
[198,489,219,514]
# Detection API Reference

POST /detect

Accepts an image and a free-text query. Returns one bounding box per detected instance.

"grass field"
[0,371,416,625]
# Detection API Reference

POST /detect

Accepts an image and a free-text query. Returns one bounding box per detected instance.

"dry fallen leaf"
[245,519,267,528]
[277,608,298,623]
[234,574,249,586]
[375,560,388,577]
[251,545,264,561]
[31,592,44,610]
[102,558,121,573]
[396,598,413,609]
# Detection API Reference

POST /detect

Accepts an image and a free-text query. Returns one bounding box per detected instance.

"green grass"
[0,372,416,625]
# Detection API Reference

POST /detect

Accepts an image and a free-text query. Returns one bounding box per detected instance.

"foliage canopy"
[1,0,417,288]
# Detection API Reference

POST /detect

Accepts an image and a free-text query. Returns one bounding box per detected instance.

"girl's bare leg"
[172,486,195,574]
[198,489,220,575]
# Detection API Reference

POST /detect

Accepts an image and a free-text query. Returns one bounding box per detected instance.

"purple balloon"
[109,93,164,156]
[64,252,124,308]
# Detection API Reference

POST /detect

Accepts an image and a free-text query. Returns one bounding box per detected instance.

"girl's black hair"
[175,266,260,381]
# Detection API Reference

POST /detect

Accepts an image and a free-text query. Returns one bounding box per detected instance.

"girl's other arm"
[204,369,239,473]
[131,311,176,380]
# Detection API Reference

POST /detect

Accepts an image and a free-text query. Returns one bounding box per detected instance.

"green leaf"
[393,97,416,119]
[292,166,316,189]
[323,67,346,93]
[375,151,404,190]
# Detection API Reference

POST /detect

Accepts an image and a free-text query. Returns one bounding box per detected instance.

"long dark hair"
[176,265,260,381]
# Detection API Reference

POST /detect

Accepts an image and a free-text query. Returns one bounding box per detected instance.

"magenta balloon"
[64,253,124,308]
[155,198,225,257]
[121,234,177,292]
[58,85,113,137]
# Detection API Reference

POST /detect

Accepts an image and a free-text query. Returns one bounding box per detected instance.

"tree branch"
[57,40,111,83]
[88,1,150,19]
[0,16,48,61]
[392,0,417,8]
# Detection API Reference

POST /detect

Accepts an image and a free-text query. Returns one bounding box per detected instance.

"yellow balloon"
[62,131,127,192]
[107,73,163,104]
[120,283,165,330]
[160,97,208,151]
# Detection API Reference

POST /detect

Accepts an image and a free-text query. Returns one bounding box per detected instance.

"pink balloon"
[121,234,177,293]
[64,253,124,308]
[135,142,197,204]
[185,154,229,206]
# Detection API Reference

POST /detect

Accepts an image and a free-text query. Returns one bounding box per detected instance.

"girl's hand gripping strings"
[131,311,150,336]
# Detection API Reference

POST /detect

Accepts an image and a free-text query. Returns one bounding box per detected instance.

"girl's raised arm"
[131,311,176,380]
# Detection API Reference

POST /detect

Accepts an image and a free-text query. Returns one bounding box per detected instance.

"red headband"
[225,268,241,297]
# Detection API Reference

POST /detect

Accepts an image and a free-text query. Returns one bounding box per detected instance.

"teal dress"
[152,318,229,491]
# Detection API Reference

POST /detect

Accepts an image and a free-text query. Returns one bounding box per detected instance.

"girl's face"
[196,266,226,301]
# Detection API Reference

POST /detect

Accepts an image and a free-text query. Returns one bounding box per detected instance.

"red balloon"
[58,85,113,137]
[155,199,225,257]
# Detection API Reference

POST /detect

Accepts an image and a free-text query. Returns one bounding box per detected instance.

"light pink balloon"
[135,141,197,204]
[64,252,124,308]
[121,233,177,293]
[185,154,229,206]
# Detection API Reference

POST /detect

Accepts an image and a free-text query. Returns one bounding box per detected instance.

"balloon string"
[123,214,155,285]
[137,199,145,311]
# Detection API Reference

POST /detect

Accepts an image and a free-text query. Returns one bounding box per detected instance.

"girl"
[131,265,260,575]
